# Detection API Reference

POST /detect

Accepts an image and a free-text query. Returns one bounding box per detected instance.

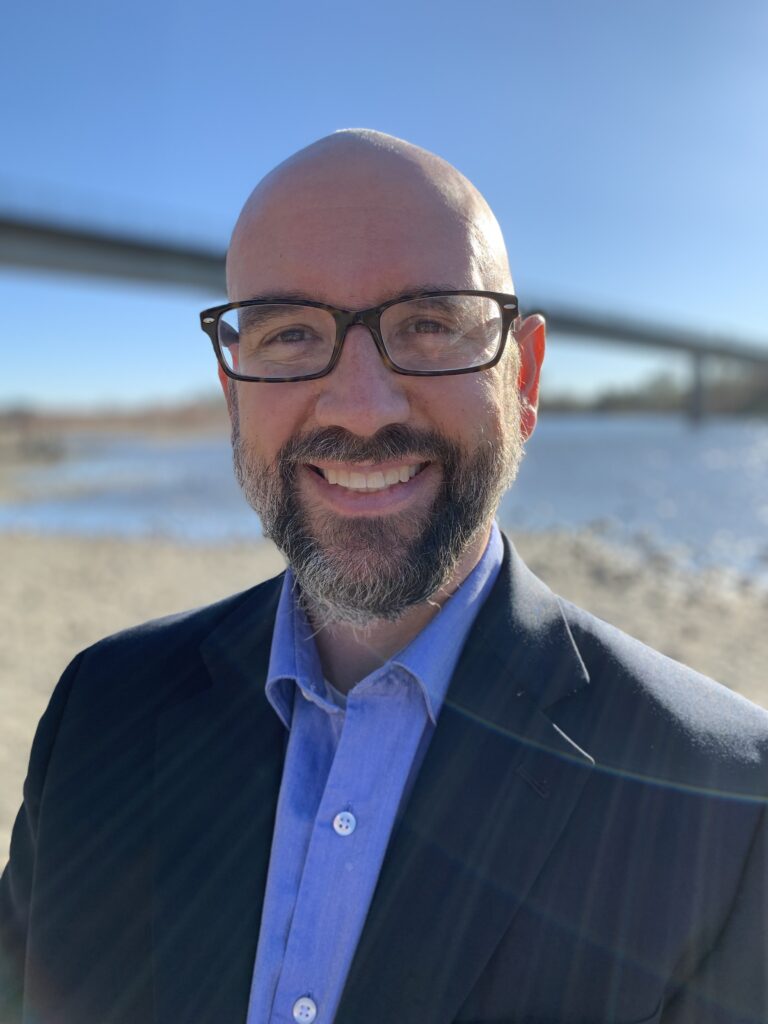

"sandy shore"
[2,529,766,854]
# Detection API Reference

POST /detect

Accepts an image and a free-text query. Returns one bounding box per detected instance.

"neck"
[309,524,492,694]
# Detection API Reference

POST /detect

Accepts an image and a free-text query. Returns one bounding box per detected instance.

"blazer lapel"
[337,539,595,1024]
[152,577,285,1024]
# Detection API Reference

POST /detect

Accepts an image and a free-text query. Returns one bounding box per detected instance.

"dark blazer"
[1,538,767,1024]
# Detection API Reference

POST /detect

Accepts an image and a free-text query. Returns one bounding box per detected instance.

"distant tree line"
[541,363,768,416]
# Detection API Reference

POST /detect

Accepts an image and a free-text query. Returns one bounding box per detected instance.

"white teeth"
[318,463,424,491]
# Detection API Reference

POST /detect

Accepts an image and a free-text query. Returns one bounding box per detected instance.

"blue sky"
[2,0,766,408]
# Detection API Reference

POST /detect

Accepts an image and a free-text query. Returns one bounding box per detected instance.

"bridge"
[2,210,767,420]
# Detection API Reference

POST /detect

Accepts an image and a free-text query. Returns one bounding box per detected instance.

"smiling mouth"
[307,462,428,493]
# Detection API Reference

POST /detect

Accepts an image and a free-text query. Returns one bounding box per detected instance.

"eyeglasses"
[199,290,519,383]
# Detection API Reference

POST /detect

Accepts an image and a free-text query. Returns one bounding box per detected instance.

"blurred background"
[1,0,767,568]
[1,0,767,842]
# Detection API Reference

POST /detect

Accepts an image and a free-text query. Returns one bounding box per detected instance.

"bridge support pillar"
[689,352,705,423]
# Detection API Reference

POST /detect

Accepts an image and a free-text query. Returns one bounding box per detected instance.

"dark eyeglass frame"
[199,289,520,383]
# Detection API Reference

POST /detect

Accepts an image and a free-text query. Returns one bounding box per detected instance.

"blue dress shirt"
[246,523,504,1024]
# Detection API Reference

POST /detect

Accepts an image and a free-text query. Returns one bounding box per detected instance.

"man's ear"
[515,314,546,440]
[217,365,235,418]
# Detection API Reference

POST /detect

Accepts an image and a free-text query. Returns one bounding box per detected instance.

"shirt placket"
[247,690,339,1023]
[269,672,427,1024]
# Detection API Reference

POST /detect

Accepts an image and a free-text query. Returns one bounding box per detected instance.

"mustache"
[276,424,460,466]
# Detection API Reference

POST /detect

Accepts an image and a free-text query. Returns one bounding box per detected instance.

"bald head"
[219,131,545,627]
[226,129,512,304]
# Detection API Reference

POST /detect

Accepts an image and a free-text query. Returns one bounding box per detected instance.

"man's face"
[224,155,542,625]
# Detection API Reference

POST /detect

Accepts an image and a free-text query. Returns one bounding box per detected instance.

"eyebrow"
[234,284,463,309]
[237,304,305,328]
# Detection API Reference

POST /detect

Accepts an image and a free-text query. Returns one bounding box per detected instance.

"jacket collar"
[336,535,594,1024]
[152,536,593,1024]
[152,575,285,1024]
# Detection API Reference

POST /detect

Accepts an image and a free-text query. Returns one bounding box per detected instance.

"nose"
[313,324,411,435]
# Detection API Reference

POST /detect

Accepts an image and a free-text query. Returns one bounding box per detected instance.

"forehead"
[227,185,495,308]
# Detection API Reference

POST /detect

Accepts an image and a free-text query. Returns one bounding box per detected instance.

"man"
[1,130,766,1024]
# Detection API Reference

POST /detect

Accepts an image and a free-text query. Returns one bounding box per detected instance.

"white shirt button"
[333,810,357,836]
[292,995,317,1022]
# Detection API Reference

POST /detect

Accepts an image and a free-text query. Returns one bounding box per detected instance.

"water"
[503,415,768,581]
[1,415,767,582]
[0,433,260,543]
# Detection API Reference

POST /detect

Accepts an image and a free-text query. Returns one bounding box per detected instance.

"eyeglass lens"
[216,294,503,379]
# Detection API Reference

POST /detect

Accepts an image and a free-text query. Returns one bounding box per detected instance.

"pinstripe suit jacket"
[2,536,767,1023]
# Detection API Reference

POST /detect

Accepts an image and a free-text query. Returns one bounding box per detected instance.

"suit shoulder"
[557,595,768,788]
[85,572,283,659]
[91,573,282,643]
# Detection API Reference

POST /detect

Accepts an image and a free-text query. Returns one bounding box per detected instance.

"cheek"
[419,374,508,443]
[236,384,312,457]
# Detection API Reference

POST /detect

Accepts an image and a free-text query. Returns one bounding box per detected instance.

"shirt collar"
[391,521,503,722]
[265,522,504,728]
[266,572,327,728]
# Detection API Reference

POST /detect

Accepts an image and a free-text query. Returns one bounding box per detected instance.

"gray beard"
[231,403,523,628]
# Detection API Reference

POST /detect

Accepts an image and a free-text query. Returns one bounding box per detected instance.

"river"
[1,414,766,582]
